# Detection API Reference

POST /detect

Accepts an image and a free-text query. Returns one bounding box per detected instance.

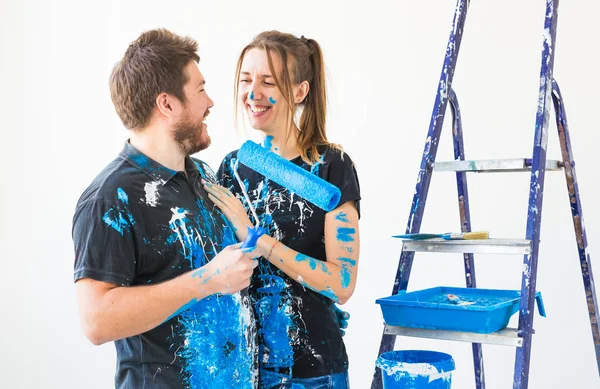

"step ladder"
[370,1,599,388]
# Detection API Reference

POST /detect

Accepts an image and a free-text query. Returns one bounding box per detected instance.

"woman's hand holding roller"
[202,180,254,242]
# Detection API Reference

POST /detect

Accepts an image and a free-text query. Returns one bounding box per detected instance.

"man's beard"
[172,110,211,156]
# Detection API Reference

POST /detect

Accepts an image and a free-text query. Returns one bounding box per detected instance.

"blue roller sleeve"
[237,140,342,212]
[240,225,267,249]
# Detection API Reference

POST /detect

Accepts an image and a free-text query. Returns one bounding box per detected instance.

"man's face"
[172,62,214,156]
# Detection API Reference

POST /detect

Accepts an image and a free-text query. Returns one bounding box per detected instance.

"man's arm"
[76,245,257,345]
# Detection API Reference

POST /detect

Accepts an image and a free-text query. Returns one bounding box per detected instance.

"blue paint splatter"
[295,253,330,274]
[250,91,255,100]
[320,287,338,301]
[309,154,325,175]
[255,274,295,368]
[337,258,355,289]
[336,227,356,242]
[337,257,357,266]
[335,212,349,223]
[117,188,128,204]
[340,265,351,289]
[102,207,135,235]
[268,96,277,104]
[291,384,305,389]
[264,135,274,151]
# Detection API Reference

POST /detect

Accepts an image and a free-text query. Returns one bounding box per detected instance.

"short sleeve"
[72,197,137,286]
[323,150,361,218]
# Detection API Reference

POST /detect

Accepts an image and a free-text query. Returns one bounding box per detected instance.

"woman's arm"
[203,179,360,304]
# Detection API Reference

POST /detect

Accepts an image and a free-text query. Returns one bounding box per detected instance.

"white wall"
[2,0,599,388]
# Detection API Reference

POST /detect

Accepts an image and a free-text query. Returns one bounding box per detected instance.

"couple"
[72,28,361,389]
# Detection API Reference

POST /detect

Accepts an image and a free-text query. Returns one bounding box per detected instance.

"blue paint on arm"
[335,212,349,223]
[337,257,356,289]
[268,96,277,104]
[337,257,357,266]
[295,253,330,274]
[336,227,356,242]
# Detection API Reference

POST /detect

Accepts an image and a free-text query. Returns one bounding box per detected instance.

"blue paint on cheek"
[250,91,255,100]
[336,227,356,242]
[268,96,277,104]
[335,212,349,223]
[117,188,129,204]
[263,135,274,151]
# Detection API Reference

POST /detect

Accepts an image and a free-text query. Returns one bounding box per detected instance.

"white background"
[2,0,599,388]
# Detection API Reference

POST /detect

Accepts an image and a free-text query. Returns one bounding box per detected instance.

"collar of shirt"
[119,141,201,185]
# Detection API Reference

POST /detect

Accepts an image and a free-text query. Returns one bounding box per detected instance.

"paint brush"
[392,231,489,240]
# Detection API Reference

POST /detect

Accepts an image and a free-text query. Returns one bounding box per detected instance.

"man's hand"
[199,244,258,295]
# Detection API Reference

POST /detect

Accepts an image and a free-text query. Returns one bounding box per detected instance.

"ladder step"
[434,158,563,172]
[402,238,531,255]
[384,324,523,347]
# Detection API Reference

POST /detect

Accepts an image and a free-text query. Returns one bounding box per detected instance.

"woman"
[204,31,360,389]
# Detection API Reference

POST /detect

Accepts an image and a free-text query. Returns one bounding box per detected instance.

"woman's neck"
[261,127,300,160]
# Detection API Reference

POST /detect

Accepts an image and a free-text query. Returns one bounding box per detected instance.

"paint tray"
[376,286,546,334]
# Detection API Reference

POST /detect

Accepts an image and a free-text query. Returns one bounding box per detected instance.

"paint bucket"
[376,350,455,389]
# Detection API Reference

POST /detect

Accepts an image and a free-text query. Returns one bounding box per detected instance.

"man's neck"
[129,126,187,172]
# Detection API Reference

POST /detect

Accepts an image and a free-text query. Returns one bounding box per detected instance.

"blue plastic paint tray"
[376,287,546,334]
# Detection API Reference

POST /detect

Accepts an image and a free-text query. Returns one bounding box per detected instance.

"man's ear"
[294,81,310,104]
[155,92,177,118]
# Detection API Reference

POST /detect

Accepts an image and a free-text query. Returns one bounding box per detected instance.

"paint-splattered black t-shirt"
[218,145,361,378]
[73,142,257,389]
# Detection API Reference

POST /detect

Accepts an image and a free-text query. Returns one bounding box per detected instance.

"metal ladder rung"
[434,158,563,172]
[384,324,523,347]
[402,238,531,255]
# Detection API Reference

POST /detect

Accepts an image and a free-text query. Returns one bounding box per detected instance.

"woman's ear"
[294,80,310,104]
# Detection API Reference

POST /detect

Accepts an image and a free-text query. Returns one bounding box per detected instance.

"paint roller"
[234,140,342,249]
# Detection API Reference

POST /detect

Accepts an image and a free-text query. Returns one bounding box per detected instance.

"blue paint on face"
[336,227,356,242]
[295,253,330,274]
[264,135,274,151]
[268,96,277,104]
[250,91,255,100]
[117,188,128,204]
[335,212,349,223]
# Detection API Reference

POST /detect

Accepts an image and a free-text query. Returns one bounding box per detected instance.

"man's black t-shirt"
[73,142,257,389]
[218,145,361,378]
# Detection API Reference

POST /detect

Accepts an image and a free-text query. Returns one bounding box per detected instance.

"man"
[72,29,258,389]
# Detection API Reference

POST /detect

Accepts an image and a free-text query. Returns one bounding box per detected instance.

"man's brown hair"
[110,28,200,130]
